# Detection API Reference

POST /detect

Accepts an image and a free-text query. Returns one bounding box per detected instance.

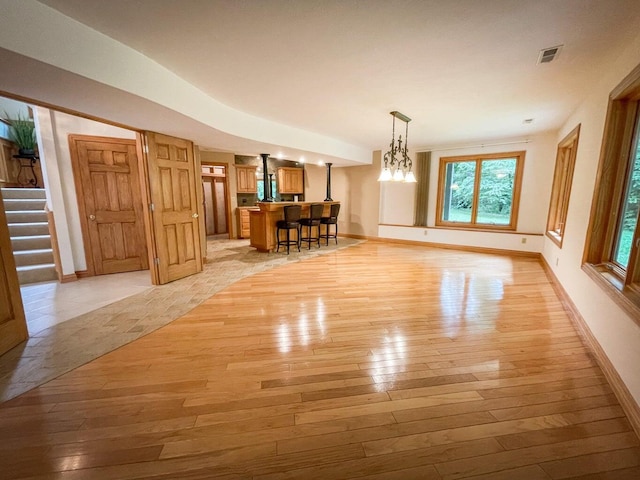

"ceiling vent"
[537,45,563,64]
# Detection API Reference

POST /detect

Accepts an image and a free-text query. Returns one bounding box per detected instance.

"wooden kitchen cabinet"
[235,165,257,193]
[277,167,304,194]
[236,207,258,238]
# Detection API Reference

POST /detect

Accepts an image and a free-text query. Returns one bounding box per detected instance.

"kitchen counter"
[249,201,339,252]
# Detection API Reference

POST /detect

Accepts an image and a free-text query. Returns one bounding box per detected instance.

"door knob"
[192,213,199,218]
[89,214,96,221]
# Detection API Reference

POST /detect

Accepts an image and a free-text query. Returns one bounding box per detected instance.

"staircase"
[1,188,58,285]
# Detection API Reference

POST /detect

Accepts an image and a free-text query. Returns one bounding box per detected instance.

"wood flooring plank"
[278,411,496,455]
[496,417,632,450]
[433,432,640,479]
[567,466,640,479]
[254,438,504,480]
[539,447,640,479]
[363,414,568,457]
[353,464,442,479]
[294,391,482,425]
[461,465,552,480]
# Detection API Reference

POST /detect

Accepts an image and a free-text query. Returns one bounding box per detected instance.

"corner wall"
[343,150,381,237]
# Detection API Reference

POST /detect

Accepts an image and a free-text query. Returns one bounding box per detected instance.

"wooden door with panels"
[140,132,202,285]
[69,135,149,276]
[0,189,28,356]
[201,164,230,236]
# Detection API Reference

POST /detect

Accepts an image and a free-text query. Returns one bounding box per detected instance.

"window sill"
[582,263,640,327]
[433,223,517,233]
[545,230,563,248]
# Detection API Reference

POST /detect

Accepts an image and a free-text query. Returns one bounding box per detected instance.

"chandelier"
[378,111,417,183]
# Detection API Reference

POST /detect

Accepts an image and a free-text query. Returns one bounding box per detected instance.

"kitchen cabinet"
[236,206,259,238]
[277,167,304,194]
[235,165,257,193]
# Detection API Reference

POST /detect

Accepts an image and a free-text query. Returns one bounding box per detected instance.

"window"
[257,179,277,200]
[546,125,580,247]
[583,63,640,319]
[436,151,525,230]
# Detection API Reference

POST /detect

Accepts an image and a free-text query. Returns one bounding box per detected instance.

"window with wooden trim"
[546,125,580,247]
[583,63,640,319]
[435,151,525,230]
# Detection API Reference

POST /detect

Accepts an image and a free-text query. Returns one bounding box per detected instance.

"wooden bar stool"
[276,204,301,254]
[320,203,340,245]
[298,203,324,250]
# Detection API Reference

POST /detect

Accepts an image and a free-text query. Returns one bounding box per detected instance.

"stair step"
[0,187,46,199]
[5,210,48,223]
[16,264,57,285]
[2,198,46,211]
[13,249,55,267]
[8,222,50,236]
[10,235,52,251]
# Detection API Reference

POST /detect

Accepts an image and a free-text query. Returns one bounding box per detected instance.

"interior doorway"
[201,164,231,239]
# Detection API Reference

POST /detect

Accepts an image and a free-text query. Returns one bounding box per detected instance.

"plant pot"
[18,148,35,157]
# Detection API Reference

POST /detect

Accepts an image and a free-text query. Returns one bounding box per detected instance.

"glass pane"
[257,180,278,201]
[442,161,475,223]
[613,139,640,268]
[477,159,516,225]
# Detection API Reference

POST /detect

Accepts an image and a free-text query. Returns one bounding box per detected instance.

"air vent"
[537,45,563,64]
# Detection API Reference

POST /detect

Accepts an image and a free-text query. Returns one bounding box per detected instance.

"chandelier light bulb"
[404,170,417,183]
[378,167,392,182]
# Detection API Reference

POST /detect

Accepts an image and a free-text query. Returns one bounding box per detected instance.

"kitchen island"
[249,201,339,252]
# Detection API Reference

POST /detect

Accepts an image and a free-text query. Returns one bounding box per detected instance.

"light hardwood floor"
[0,242,639,479]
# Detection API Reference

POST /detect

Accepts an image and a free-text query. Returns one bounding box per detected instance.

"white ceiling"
[29,0,640,159]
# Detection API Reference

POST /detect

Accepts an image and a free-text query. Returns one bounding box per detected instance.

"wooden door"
[0,189,28,355]
[142,132,202,284]
[203,176,228,235]
[70,135,149,276]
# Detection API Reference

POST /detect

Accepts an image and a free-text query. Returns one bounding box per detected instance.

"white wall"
[343,151,381,237]
[303,163,327,202]
[542,32,640,405]
[37,108,135,273]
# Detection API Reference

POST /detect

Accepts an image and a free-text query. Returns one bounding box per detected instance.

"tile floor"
[21,270,152,335]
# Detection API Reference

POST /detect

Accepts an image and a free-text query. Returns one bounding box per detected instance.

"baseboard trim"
[75,270,90,279]
[341,233,540,258]
[60,273,78,283]
[540,256,640,439]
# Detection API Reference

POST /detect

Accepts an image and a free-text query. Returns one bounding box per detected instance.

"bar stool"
[320,203,340,245]
[299,203,324,249]
[276,204,301,254]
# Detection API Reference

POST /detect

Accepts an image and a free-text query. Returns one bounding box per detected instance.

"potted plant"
[3,112,36,156]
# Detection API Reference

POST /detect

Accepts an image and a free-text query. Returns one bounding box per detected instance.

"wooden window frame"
[435,151,525,231]
[546,124,581,247]
[582,62,640,323]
